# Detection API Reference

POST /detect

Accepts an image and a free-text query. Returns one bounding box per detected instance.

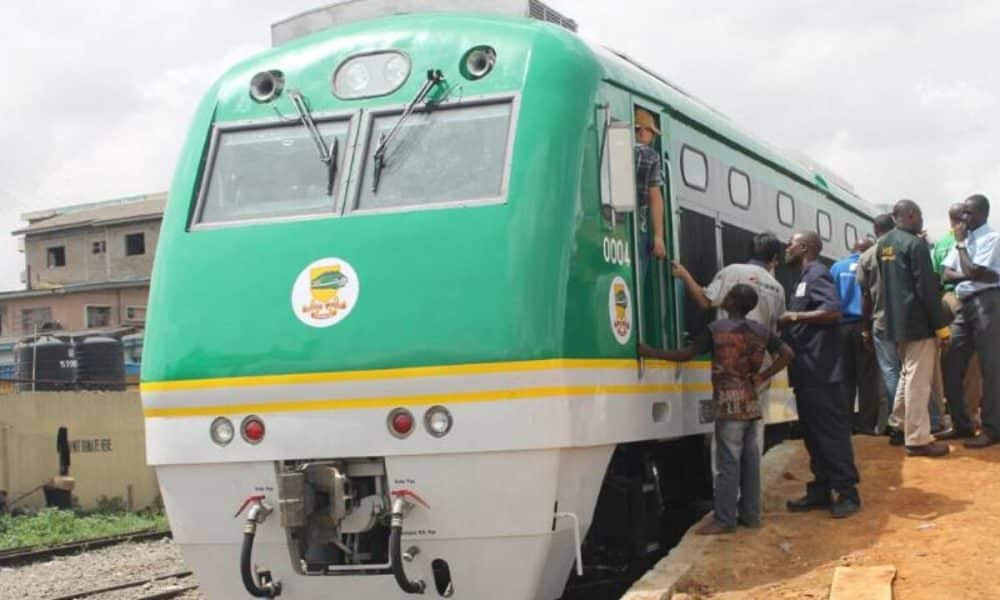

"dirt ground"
[675,435,1000,599]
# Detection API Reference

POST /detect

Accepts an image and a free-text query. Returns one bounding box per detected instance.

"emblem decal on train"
[608,276,633,344]
[291,258,360,327]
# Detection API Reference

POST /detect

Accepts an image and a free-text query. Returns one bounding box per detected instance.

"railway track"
[0,528,171,567]
[47,570,197,600]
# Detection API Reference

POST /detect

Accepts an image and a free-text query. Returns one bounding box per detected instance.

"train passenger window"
[355,100,513,212]
[680,145,708,192]
[817,210,832,241]
[777,192,795,227]
[728,168,751,209]
[195,117,352,226]
[678,208,717,342]
[722,223,756,266]
[845,223,859,251]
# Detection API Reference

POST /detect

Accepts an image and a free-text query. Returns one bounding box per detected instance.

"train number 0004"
[603,237,631,266]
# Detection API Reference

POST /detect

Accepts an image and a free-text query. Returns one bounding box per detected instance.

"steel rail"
[0,528,171,567]
[47,571,192,600]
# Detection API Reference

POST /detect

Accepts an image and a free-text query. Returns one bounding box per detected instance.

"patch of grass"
[0,507,168,551]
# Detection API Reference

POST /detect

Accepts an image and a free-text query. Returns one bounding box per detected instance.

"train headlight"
[424,405,453,437]
[241,415,266,444]
[388,407,415,438]
[210,417,235,446]
[461,46,496,80]
[383,54,409,88]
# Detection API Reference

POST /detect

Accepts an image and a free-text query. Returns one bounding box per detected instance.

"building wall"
[24,219,161,287]
[0,287,148,337]
[0,391,158,511]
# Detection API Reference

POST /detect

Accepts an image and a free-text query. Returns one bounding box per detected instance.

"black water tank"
[76,336,125,391]
[14,336,77,391]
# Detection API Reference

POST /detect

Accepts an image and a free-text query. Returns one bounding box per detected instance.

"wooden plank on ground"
[830,565,896,600]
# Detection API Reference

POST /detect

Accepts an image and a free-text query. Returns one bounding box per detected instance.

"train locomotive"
[142,1,874,598]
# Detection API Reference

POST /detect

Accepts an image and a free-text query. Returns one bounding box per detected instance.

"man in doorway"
[879,200,951,457]
[780,231,861,518]
[633,107,667,279]
[831,238,880,435]
[942,194,1000,448]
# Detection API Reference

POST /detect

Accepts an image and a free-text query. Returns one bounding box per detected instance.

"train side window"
[817,210,832,241]
[845,223,859,251]
[680,145,708,192]
[722,222,756,266]
[728,168,751,210]
[678,208,717,342]
[777,192,795,227]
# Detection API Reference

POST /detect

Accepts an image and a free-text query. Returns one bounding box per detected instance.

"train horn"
[249,70,285,103]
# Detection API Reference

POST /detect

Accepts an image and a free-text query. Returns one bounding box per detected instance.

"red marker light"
[241,416,266,444]
[388,408,415,438]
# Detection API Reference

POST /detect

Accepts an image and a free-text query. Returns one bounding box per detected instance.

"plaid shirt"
[633,143,663,234]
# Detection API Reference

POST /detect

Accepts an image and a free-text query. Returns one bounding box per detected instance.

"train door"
[633,103,678,351]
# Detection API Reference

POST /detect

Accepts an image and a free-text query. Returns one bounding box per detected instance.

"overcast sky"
[2,1,998,289]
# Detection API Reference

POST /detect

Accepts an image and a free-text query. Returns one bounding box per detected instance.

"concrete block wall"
[0,391,158,511]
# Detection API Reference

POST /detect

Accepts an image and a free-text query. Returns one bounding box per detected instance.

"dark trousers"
[944,289,1000,438]
[795,383,861,502]
[838,320,881,434]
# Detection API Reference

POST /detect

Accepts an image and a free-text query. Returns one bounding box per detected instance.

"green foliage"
[0,507,168,551]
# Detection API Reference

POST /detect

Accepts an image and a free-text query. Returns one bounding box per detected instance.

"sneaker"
[831,496,861,519]
[887,428,904,446]
[905,442,950,457]
[935,427,977,441]
[964,434,998,449]
[694,519,736,535]
[786,494,832,513]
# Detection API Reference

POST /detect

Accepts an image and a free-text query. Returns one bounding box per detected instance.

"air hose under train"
[238,497,282,598]
[390,495,426,594]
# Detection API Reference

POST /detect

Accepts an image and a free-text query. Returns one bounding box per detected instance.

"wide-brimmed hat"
[634,108,661,135]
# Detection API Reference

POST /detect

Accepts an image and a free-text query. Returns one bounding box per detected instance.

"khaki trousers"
[889,338,936,447]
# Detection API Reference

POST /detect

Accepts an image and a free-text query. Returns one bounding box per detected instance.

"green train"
[141,2,874,598]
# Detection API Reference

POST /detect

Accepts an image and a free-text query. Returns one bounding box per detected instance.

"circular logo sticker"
[291,258,360,328]
[608,276,632,344]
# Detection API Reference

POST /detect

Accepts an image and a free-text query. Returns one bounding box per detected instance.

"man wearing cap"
[634,108,667,277]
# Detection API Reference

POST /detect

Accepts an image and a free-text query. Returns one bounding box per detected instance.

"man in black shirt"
[779,231,861,518]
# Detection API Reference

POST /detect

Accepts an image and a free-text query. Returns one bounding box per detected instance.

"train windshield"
[354,99,513,212]
[195,118,351,226]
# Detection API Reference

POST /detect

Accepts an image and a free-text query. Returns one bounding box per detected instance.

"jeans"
[713,418,762,528]
[873,332,901,417]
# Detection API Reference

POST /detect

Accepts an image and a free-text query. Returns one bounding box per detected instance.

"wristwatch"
[956,242,967,250]
[791,313,800,323]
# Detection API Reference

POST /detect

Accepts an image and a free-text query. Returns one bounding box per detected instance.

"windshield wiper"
[372,69,445,193]
[289,90,339,196]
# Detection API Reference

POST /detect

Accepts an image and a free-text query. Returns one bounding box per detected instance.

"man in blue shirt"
[780,231,860,518]
[942,194,1000,448]
[831,239,880,435]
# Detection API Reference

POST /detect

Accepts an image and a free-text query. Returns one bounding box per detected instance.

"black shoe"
[935,427,977,441]
[887,428,904,446]
[964,433,998,449]
[905,442,950,457]
[786,494,832,513]
[831,496,861,519]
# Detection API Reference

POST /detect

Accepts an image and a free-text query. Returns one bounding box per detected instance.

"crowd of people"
[632,108,998,535]
[642,195,998,535]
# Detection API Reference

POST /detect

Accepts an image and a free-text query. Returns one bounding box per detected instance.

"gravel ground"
[0,538,205,600]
